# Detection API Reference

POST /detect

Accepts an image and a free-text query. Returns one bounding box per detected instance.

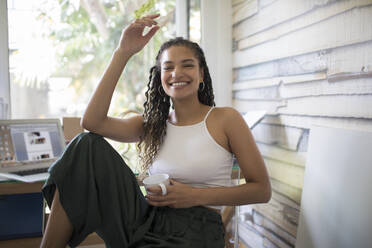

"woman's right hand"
[117,14,160,56]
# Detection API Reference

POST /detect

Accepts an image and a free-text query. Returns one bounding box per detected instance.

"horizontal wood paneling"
[257,142,307,167]
[262,114,372,132]
[270,189,300,210]
[232,0,372,244]
[238,222,269,248]
[254,199,299,237]
[277,95,372,118]
[241,191,301,246]
[234,86,278,100]
[238,0,372,49]
[232,0,246,7]
[280,77,372,98]
[271,178,303,204]
[252,124,304,151]
[259,0,277,9]
[265,158,304,189]
[233,99,286,114]
[234,40,372,82]
[233,0,258,25]
[249,210,296,247]
[234,75,372,100]
[327,40,372,76]
[280,72,327,85]
[234,51,328,82]
[239,221,289,248]
[233,73,329,99]
[233,0,335,40]
[233,77,280,90]
[234,5,372,68]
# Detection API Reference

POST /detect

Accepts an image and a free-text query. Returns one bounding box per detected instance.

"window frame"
[0,0,10,119]
[0,0,232,119]
[176,0,189,39]
[200,0,232,107]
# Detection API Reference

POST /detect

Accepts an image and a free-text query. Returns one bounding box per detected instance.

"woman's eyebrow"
[181,59,195,63]
[162,59,196,65]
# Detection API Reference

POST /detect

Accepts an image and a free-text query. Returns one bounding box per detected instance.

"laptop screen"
[0,120,64,163]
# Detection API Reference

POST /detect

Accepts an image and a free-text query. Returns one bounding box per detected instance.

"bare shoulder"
[211,107,244,124]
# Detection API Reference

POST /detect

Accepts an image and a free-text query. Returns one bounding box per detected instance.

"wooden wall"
[231,0,372,247]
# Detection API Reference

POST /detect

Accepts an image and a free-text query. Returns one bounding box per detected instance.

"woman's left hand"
[146,179,198,208]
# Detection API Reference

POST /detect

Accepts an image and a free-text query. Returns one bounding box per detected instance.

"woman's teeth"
[172,82,188,86]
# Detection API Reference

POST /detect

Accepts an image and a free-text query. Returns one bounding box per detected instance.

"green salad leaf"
[134,0,157,19]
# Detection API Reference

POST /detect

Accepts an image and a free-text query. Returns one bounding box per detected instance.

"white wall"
[201,0,232,107]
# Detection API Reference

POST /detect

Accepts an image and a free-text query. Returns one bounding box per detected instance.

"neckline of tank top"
[166,119,204,127]
[166,107,214,127]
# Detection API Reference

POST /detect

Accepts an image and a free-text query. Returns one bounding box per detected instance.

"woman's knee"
[74,132,102,143]
[67,132,107,151]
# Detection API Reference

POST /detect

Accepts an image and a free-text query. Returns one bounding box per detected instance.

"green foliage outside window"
[13,0,175,171]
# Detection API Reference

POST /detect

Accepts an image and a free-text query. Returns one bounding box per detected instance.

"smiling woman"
[39,12,271,247]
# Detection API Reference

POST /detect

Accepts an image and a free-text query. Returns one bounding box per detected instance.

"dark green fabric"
[42,132,224,248]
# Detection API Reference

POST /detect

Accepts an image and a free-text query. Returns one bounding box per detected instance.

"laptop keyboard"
[12,167,49,176]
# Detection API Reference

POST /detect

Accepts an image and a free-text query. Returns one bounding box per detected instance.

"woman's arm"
[146,107,271,208]
[196,107,272,206]
[81,15,160,143]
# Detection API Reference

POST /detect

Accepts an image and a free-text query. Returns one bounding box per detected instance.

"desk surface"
[0,181,44,195]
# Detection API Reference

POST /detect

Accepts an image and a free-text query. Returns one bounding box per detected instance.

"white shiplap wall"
[232,0,372,247]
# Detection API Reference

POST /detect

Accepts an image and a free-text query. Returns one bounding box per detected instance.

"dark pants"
[42,132,225,248]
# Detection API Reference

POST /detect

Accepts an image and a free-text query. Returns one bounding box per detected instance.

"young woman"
[40,14,271,248]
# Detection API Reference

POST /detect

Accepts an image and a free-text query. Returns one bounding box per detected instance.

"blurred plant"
[134,0,157,19]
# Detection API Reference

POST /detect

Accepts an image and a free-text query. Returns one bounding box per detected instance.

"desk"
[0,181,104,247]
[0,181,44,195]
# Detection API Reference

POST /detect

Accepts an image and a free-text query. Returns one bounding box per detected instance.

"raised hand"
[117,14,160,56]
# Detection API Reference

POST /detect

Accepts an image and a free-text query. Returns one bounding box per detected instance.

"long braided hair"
[137,37,215,172]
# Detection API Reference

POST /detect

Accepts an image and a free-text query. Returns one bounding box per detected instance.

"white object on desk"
[0,171,49,183]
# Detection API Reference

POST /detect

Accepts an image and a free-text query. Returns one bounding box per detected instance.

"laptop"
[0,119,65,183]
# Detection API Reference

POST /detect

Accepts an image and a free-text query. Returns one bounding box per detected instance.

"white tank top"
[149,107,234,189]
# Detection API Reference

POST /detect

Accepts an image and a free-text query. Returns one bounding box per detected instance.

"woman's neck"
[170,98,210,125]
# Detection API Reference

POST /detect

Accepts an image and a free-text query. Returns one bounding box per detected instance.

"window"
[7,0,176,119]
[6,0,176,170]
[188,0,200,43]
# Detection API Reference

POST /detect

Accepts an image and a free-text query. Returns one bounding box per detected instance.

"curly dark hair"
[137,37,216,172]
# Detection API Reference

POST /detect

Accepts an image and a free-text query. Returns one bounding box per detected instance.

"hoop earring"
[158,85,165,96]
[199,82,205,91]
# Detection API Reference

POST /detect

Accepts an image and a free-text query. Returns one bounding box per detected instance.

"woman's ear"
[200,67,204,81]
